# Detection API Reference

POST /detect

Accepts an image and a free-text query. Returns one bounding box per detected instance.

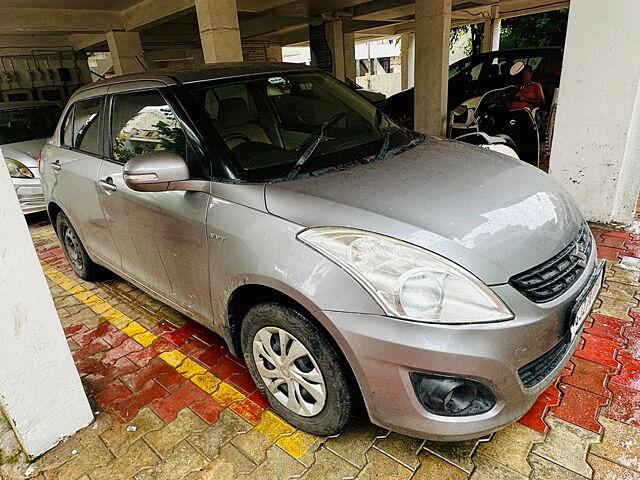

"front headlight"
[5,158,34,179]
[298,227,513,324]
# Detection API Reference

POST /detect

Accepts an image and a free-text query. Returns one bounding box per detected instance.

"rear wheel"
[241,303,352,435]
[56,212,102,281]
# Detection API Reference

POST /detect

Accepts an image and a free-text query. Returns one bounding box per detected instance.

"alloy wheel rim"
[62,226,83,271]
[252,326,326,417]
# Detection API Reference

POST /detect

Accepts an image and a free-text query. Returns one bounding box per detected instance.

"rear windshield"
[0,105,62,145]
[189,72,420,182]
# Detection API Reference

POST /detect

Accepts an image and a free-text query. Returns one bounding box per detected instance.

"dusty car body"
[1,101,61,213]
[41,63,601,440]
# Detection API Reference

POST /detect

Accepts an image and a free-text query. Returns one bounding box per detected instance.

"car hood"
[1,138,47,167]
[265,137,584,284]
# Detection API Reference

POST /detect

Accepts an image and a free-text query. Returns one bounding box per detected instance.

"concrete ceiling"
[0,0,569,53]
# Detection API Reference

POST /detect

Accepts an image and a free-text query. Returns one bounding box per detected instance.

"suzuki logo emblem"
[573,243,588,268]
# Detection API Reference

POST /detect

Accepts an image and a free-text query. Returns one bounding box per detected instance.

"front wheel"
[56,212,102,281]
[241,303,353,435]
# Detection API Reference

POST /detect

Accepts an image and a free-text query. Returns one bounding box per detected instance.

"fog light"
[409,372,496,417]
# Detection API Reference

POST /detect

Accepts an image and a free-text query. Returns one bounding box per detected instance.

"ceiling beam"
[0,8,123,34]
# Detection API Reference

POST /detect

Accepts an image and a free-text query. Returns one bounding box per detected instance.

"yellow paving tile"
[191,373,221,394]
[176,358,207,378]
[276,430,319,459]
[133,331,157,347]
[159,350,186,368]
[122,321,146,337]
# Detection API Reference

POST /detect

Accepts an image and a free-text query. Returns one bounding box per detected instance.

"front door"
[97,87,213,323]
[46,93,120,266]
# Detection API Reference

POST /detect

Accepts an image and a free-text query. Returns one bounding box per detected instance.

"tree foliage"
[450,9,569,55]
[499,9,569,49]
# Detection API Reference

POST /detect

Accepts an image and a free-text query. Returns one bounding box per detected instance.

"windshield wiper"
[286,111,346,180]
[365,109,416,162]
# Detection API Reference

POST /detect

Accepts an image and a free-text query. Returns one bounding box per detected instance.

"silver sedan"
[1,101,61,214]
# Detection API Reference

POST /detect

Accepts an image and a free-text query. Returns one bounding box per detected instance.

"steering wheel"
[223,133,250,144]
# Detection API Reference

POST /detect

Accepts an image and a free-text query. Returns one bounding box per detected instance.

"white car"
[0,101,62,214]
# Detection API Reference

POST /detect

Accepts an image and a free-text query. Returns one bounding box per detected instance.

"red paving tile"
[597,245,623,261]
[126,337,175,368]
[122,357,173,392]
[197,344,228,369]
[573,332,623,368]
[519,382,561,433]
[599,235,628,249]
[561,356,615,398]
[72,321,114,348]
[602,230,632,240]
[162,323,200,346]
[209,356,245,380]
[112,381,169,422]
[95,382,133,406]
[551,383,608,434]
[155,370,187,394]
[180,337,210,357]
[85,357,139,392]
[584,313,628,344]
[151,381,208,422]
[610,356,640,391]
[103,337,144,365]
[227,371,258,395]
[248,391,269,409]
[72,338,110,362]
[604,382,640,428]
[64,323,88,337]
[190,397,226,423]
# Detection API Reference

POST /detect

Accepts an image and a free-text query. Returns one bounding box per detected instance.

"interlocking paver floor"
[2,215,640,479]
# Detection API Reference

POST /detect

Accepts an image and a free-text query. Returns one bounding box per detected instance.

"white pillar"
[549,0,640,224]
[0,152,93,457]
[325,19,345,80]
[106,31,145,75]
[401,32,415,90]
[414,0,451,135]
[482,6,501,52]
[195,0,243,64]
[343,32,356,81]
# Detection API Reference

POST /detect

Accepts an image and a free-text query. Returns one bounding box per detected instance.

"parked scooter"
[447,61,540,167]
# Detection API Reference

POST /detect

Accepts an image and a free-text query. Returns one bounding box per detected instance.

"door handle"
[98,177,117,192]
[51,160,61,171]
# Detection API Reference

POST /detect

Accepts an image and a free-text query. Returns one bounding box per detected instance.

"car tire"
[241,302,353,435]
[56,212,102,281]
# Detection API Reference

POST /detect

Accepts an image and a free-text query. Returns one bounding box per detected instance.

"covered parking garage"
[1,0,640,479]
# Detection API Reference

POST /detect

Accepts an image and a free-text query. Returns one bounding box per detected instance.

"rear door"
[44,91,120,266]
[97,85,213,323]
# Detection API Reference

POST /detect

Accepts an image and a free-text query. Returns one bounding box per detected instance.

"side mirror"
[123,151,190,192]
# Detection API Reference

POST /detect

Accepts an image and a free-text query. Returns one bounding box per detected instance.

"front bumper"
[318,252,598,441]
[13,177,46,214]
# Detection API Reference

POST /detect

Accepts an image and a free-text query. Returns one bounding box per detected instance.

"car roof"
[0,100,61,111]
[451,47,563,65]
[75,62,317,96]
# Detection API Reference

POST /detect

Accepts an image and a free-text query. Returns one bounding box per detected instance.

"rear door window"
[73,97,102,156]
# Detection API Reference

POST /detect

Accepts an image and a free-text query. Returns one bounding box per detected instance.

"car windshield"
[189,72,420,181]
[0,105,61,145]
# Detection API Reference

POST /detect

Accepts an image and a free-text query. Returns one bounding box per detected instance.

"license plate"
[568,260,605,339]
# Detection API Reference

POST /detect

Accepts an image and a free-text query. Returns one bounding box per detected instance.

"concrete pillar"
[0,152,93,457]
[482,6,501,52]
[549,0,640,224]
[195,0,243,64]
[267,44,283,63]
[414,0,451,135]
[325,19,345,80]
[401,32,415,90]
[106,31,145,76]
[343,32,356,80]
